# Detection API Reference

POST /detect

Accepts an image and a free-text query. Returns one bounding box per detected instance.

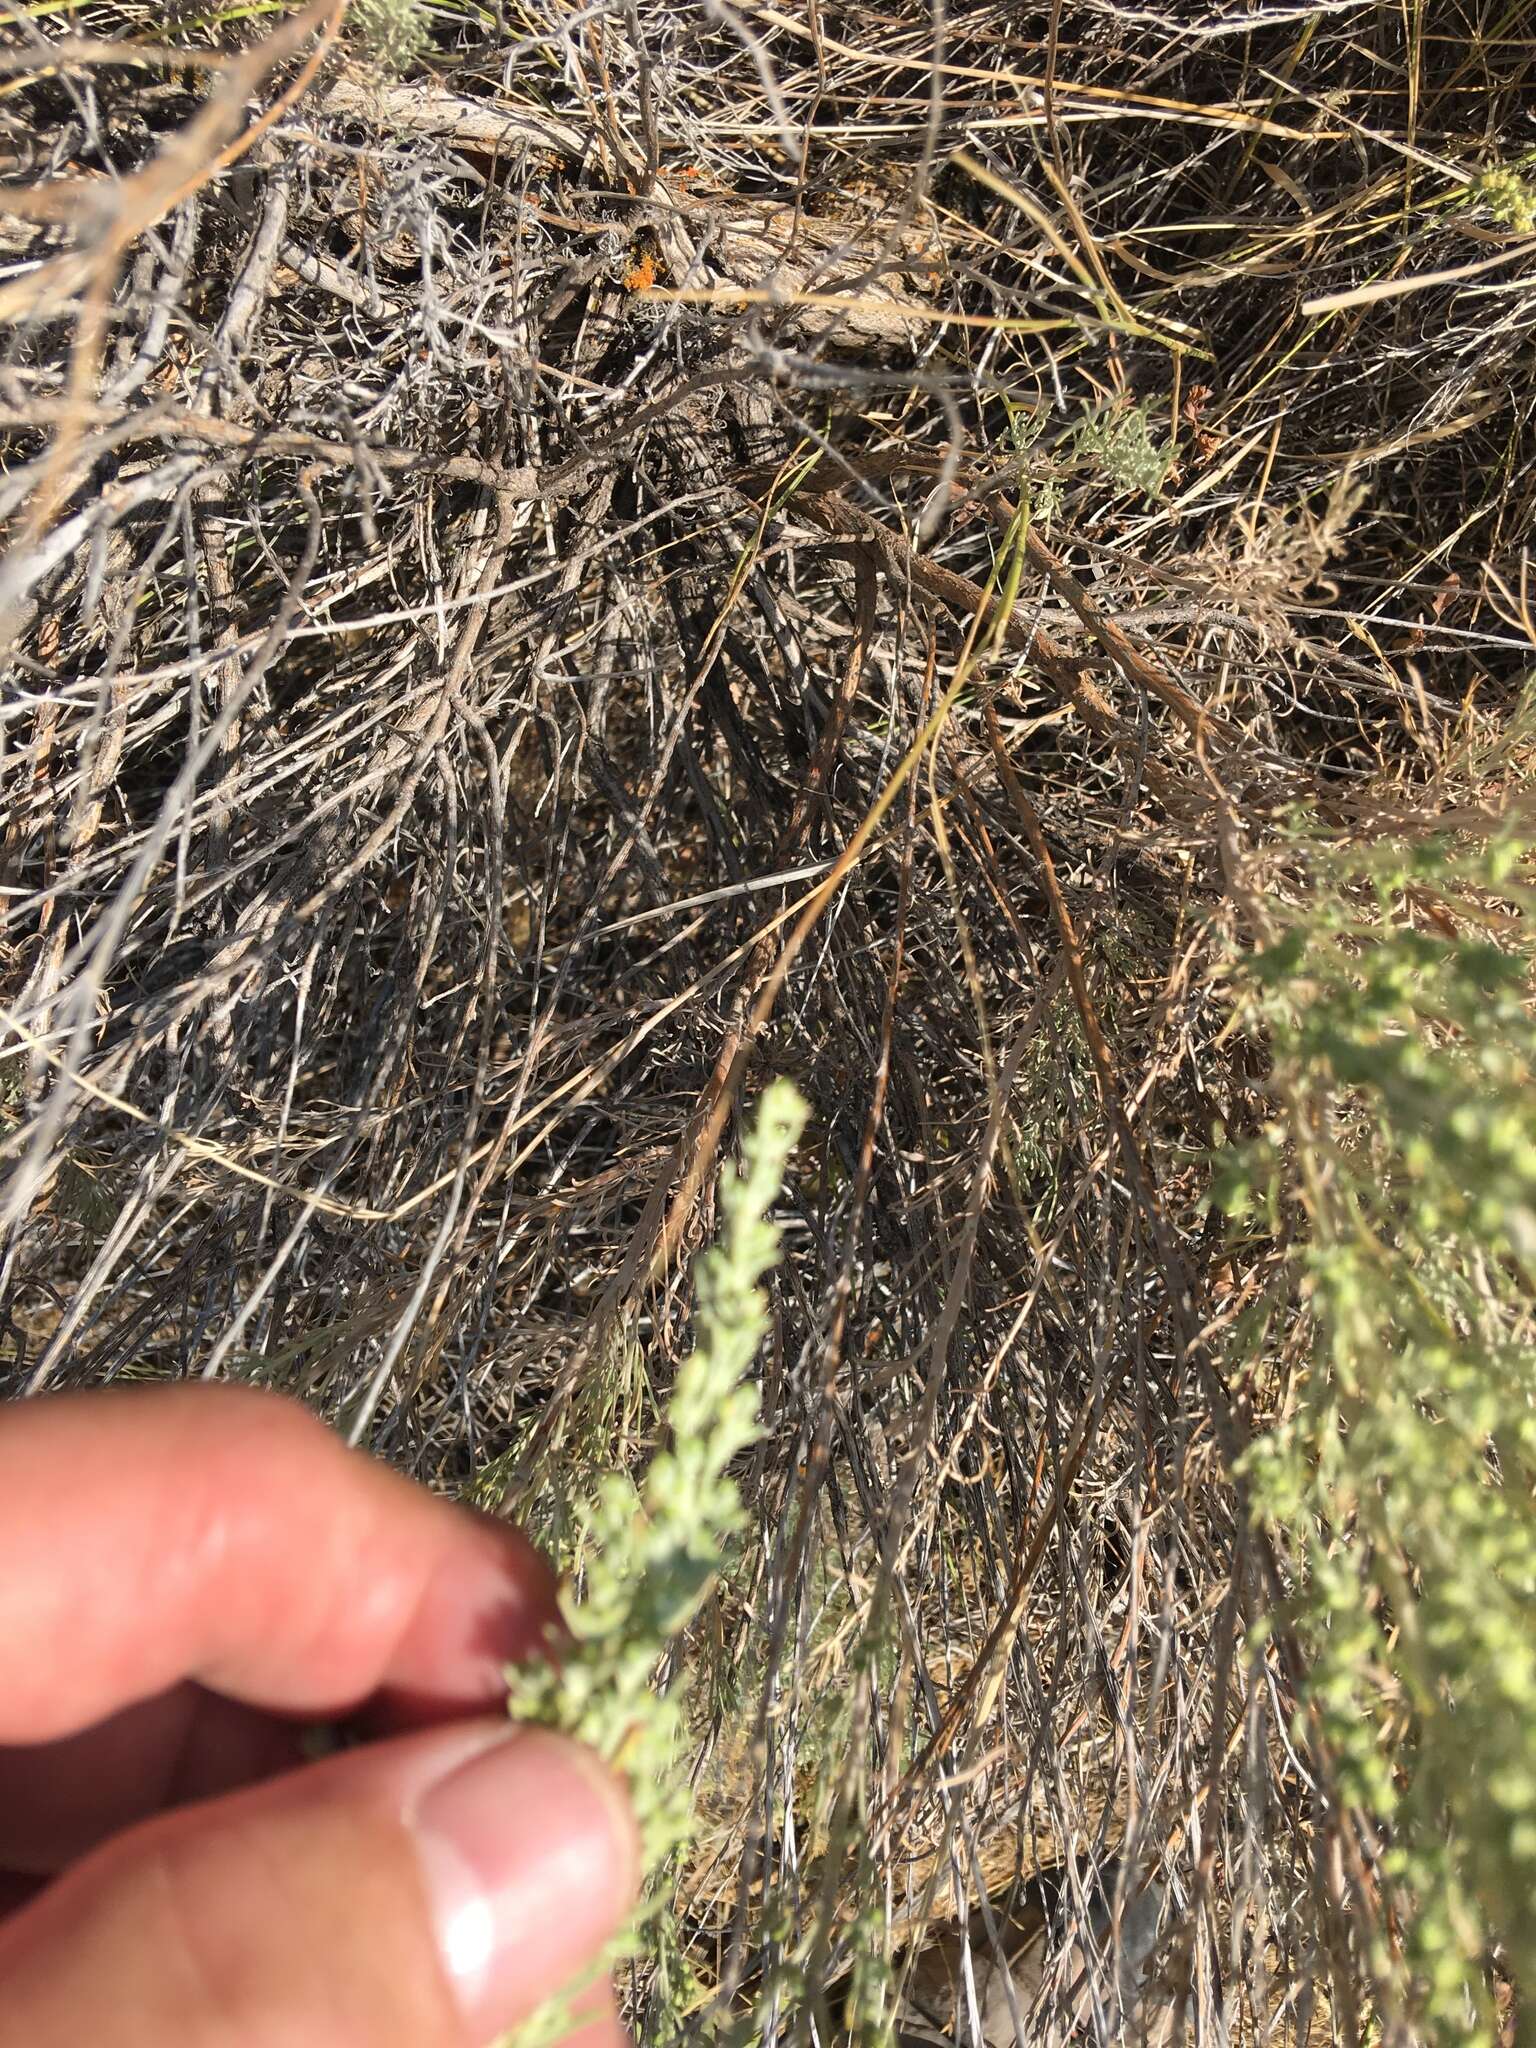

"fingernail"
[412,1728,638,2040]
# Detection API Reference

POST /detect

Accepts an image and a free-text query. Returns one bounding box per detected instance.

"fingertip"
[0,1718,637,2048]
[412,1727,640,2041]
[0,1385,569,1739]
[365,1507,562,1732]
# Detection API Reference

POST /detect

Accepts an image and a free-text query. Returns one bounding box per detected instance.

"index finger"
[0,1385,559,1743]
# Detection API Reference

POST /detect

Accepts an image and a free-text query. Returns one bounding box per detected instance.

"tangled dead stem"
[2,0,1534,2041]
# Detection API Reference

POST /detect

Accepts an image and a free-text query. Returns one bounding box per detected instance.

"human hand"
[0,1384,638,2048]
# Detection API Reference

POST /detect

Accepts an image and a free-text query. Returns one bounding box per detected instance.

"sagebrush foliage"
[1218,821,1536,2039]
[504,1082,807,2031]
[1071,399,1171,501]
[348,0,431,73]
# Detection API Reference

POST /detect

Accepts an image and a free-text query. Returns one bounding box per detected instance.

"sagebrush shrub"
[1218,821,1536,2039]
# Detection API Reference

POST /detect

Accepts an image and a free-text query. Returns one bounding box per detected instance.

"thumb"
[0,1718,638,2048]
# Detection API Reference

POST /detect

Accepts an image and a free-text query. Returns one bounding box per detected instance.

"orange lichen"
[624,251,657,292]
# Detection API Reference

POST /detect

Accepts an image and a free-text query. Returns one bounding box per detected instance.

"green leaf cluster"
[502,1080,807,2032]
[1472,164,1536,235]
[1219,822,1536,2038]
[348,0,431,74]
[1071,398,1170,500]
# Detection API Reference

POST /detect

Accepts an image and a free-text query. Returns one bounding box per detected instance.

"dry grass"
[2,0,1534,2040]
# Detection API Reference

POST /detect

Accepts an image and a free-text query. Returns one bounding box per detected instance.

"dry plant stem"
[3,0,344,550]
[788,487,1214,816]
[0,401,612,501]
[0,40,237,79]
[593,477,1004,1348]
[318,76,590,159]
